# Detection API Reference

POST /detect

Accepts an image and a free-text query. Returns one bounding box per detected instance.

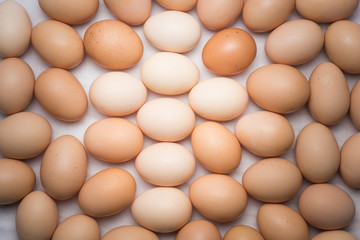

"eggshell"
[141,52,199,95]
[0,58,34,115]
[189,174,247,222]
[311,230,357,240]
[295,122,340,183]
[135,142,196,186]
[223,225,264,240]
[188,77,248,121]
[242,158,302,203]
[350,80,360,130]
[340,132,360,188]
[0,112,52,160]
[257,204,309,240]
[246,64,310,114]
[136,98,195,142]
[52,214,100,240]
[234,111,294,157]
[176,220,221,240]
[325,20,360,74]
[202,28,256,75]
[296,0,359,23]
[84,118,143,163]
[0,0,31,57]
[308,62,350,125]
[143,11,201,53]
[0,158,35,205]
[265,19,324,65]
[16,191,58,240]
[131,187,192,233]
[155,0,196,11]
[104,0,151,25]
[298,183,356,230]
[38,0,99,25]
[191,121,241,174]
[78,168,136,217]
[102,225,159,240]
[31,20,84,69]
[242,0,295,32]
[84,19,143,70]
[35,68,88,121]
[196,0,244,30]
[40,135,87,200]
[89,72,147,116]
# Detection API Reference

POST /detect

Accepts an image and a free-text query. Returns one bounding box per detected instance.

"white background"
[0,0,359,239]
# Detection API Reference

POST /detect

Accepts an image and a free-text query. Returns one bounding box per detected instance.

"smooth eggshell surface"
[131,187,192,233]
[223,225,264,240]
[104,0,151,25]
[78,168,136,218]
[311,230,357,240]
[176,220,221,240]
[155,0,197,11]
[102,225,159,240]
[350,80,360,130]
[341,132,360,188]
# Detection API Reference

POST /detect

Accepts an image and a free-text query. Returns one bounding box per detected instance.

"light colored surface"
[0,0,360,239]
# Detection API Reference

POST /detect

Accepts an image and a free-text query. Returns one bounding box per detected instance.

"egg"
[131,187,192,233]
[0,158,35,205]
[84,19,143,70]
[202,28,256,75]
[296,0,359,23]
[191,121,242,174]
[0,58,34,115]
[325,20,360,74]
[35,68,88,121]
[143,11,201,53]
[234,111,294,157]
[78,168,136,217]
[135,142,196,186]
[40,135,87,200]
[52,214,100,240]
[0,0,31,57]
[16,191,58,240]
[265,19,324,65]
[311,230,357,240]
[104,0,151,25]
[31,20,84,69]
[188,77,248,121]
[242,158,302,203]
[257,204,309,240]
[89,72,147,117]
[155,0,197,11]
[298,183,356,230]
[196,0,244,30]
[176,220,221,240]
[38,0,99,25]
[102,225,159,240]
[340,132,360,188]
[189,174,247,222]
[141,52,199,95]
[242,0,295,32]
[350,80,360,130]
[308,62,350,125]
[223,225,264,240]
[0,112,52,160]
[136,98,195,142]
[84,118,143,163]
[295,122,340,183]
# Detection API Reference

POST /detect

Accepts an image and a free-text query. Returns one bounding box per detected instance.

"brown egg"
[84,118,144,163]
[341,132,360,188]
[38,0,99,25]
[104,0,151,25]
[0,158,35,205]
[16,191,58,240]
[78,168,136,218]
[31,20,84,69]
[308,62,350,125]
[102,225,159,240]
[0,112,52,160]
[155,0,197,11]
[191,121,241,174]
[176,220,221,240]
[223,225,264,240]
[189,174,247,222]
[257,204,309,240]
[350,80,360,130]
[312,230,357,240]
[84,19,143,70]
[202,28,256,75]
[35,68,88,122]
[0,58,34,115]
[298,184,355,230]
